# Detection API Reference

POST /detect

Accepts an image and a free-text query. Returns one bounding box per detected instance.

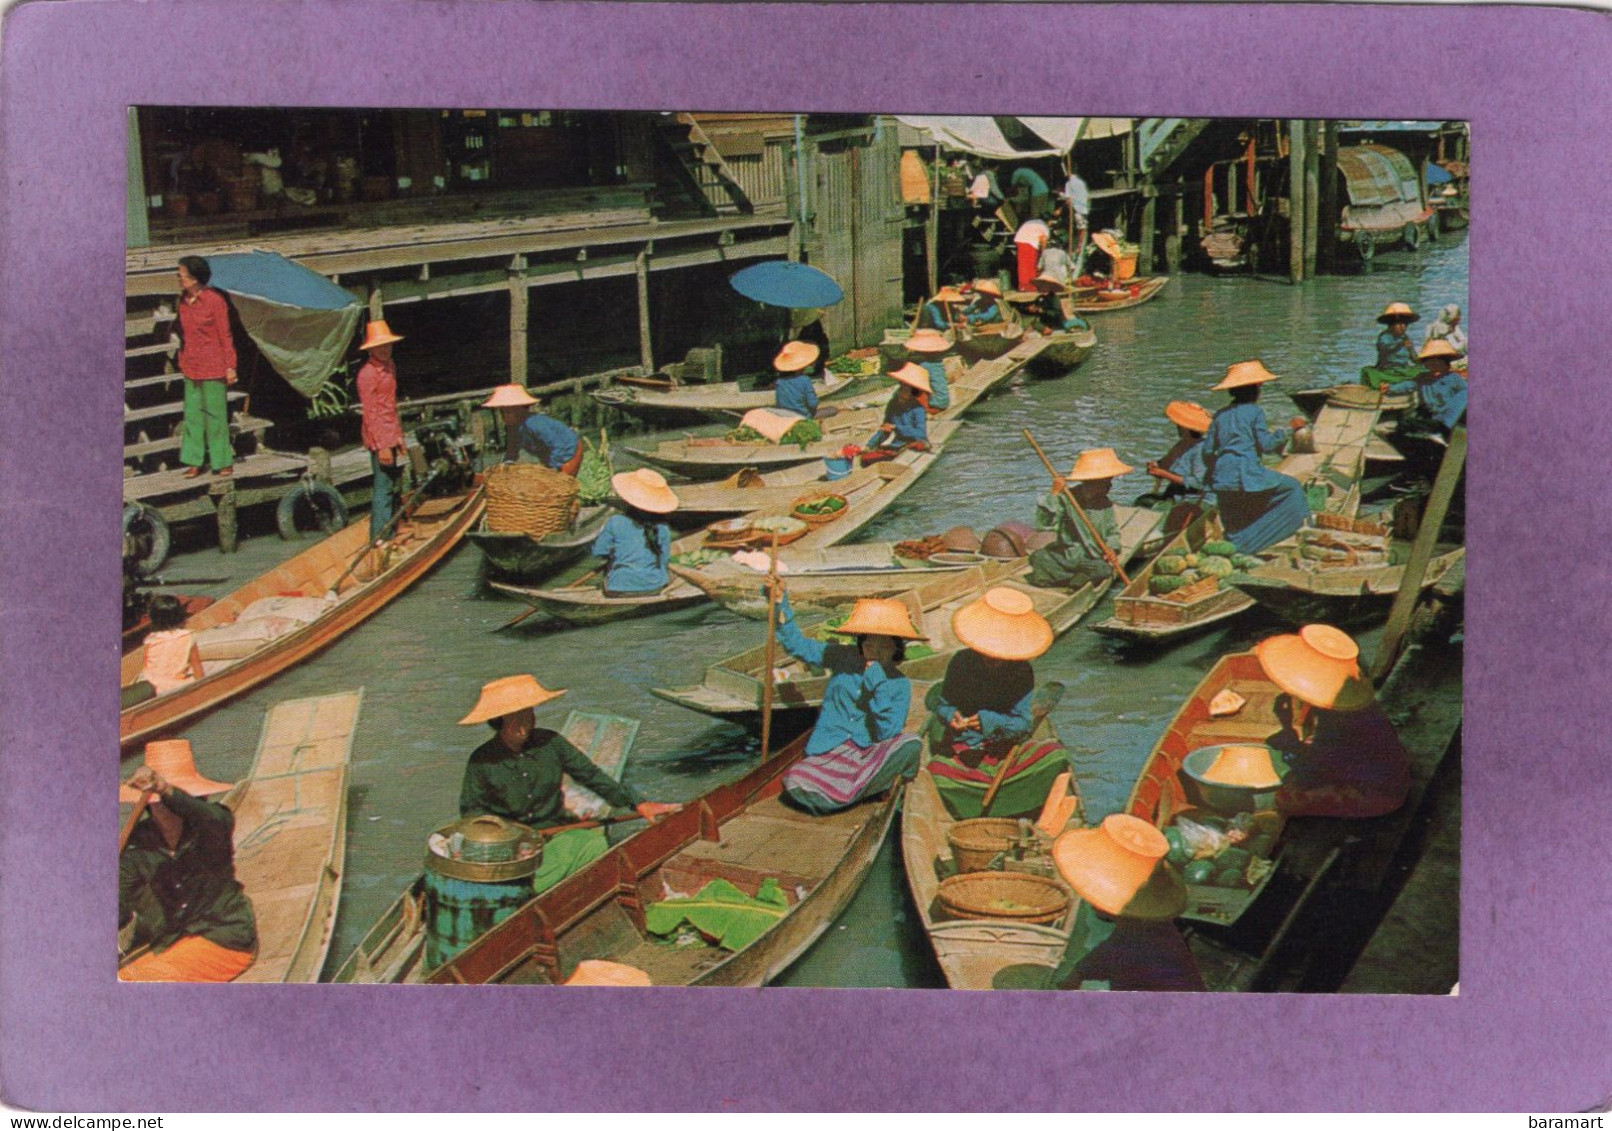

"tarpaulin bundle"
[206,250,363,398]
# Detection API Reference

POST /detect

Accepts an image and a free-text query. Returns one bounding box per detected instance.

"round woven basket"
[937,871,1069,924]
[947,818,1022,874]
[485,462,580,538]
[791,493,848,526]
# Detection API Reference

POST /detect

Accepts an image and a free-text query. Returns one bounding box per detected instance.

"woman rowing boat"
[1027,447,1129,590]
[1201,361,1309,554]
[761,585,924,814]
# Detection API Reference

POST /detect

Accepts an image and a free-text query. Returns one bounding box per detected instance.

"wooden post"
[1303,120,1321,279]
[1370,426,1467,684]
[1288,119,1307,284]
[635,247,654,374]
[926,144,940,296]
[367,285,384,321]
[1166,191,1184,273]
[213,480,238,554]
[309,446,332,484]
[508,258,529,386]
[1139,188,1157,275]
[1318,120,1340,272]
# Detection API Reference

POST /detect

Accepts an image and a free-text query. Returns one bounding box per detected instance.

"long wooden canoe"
[652,507,1160,719]
[901,712,1083,990]
[120,488,485,750]
[953,321,1027,364]
[420,730,904,986]
[466,503,612,582]
[624,404,890,480]
[329,709,638,984]
[591,369,876,426]
[1231,543,1465,626]
[1093,509,1259,643]
[1023,325,1098,378]
[1288,382,1414,420]
[1072,275,1169,313]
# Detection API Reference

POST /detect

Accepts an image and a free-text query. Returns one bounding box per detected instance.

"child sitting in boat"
[1257,625,1413,820]
[591,470,680,597]
[1027,448,1129,590]
[123,595,204,707]
[1361,302,1422,389]
[861,363,932,463]
[762,584,924,815]
[926,588,1069,819]
[1201,361,1310,554]
[771,341,820,420]
[120,741,257,982]
[1142,400,1215,536]
[962,279,1004,325]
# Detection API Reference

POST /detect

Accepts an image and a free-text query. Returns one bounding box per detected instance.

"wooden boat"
[625,404,890,480]
[121,690,362,982]
[1071,275,1169,313]
[122,592,214,653]
[330,709,638,984]
[465,504,611,582]
[1288,382,1415,421]
[591,369,880,426]
[488,570,706,629]
[652,507,1161,719]
[1093,509,1259,643]
[1231,538,1465,626]
[953,320,1027,364]
[120,487,485,750]
[902,711,1083,990]
[420,730,904,986]
[1023,325,1098,378]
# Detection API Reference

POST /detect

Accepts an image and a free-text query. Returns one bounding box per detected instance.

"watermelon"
[1214,868,1247,889]
[1215,846,1251,872]
[1202,540,1238,558]
[1149,575,1187,596]
[1184,860,1214,885]
[1199,556,1235,579]
[1154,556,1186,576]
[1233,554,1264,570]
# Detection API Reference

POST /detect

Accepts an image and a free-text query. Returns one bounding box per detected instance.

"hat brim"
[1164,404,1212,432]
[1376,313,1420,324]
[457,684,567,726]
[361,333,404,349]
[1212,372,1280,392]
[952,604,1054,661]
[1052,828,1186,920]
[1255,635,1374,712]
[613,473,680,515]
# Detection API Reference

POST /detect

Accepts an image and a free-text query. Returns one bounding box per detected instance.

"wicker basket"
[1313,511,1391,537]
[1163,574,1220,603]
[947,818,1022,874]
[791,493,848,526]
[936,871,1070,924]
[485,462,580,538]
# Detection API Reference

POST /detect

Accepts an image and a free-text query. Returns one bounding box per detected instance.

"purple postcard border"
[2,0,1608,1113]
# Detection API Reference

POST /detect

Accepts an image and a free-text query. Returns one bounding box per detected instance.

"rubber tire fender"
[1357,230,1376,263]
[121,502,172,577]
[276,480,350,540]
[1402,221,1422,251]
[1425,212,1441,243]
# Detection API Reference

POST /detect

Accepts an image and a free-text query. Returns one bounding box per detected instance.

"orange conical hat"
[1052,814,1186,920]
[119,739,233,803]
[952,587,1053,661]
[839,597,924,640]
[457,674,567,726]
[1254,624,1374,712]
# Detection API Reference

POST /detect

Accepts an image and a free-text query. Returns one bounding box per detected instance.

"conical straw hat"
[1377,302,1419,324]
[119,739,233,803]
[932,287,965,304]
[738,408,804,443]
[905,329,952,354]
[1164,400,1213,433]
[359,319,403,350]
[773,341,821,373]
[972,278,1003,298]
[1213,359,1282,391]
[1418,338,1463,362]
[564,960,652,987]
[1052,814,1186,920]
[481,384,539,409]
[1255,624,1374,712]
[1067,447,1132,481]
[888,362,933,395]
[839,597,924,640]
[611,468,680,514]
[1031,273,1068,293]
[1203,745,1283,789]
[457,674,567,725]
[952,586,1054,661]
[1090,231,1123,259]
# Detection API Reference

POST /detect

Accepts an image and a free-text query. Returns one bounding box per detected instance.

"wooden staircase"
[656,114,754,217]
[1137,118,1212,178]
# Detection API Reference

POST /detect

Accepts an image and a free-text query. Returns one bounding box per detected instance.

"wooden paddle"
[117,791,152,854]
[980,681,1066,816]
[1022,429,1131,586]
[760,533,781,760]
[328,467,442,596]
[537,812,650,838]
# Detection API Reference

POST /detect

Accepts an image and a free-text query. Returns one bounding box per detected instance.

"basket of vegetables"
[704,518,754,547]
[937,871,1069,925]
[791,493,848,526]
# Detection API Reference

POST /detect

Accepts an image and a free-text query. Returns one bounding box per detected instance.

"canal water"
[150,235,1467,985]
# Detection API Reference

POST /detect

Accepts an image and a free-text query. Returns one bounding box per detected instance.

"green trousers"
[180,379,234,471]
[531,827,611,895]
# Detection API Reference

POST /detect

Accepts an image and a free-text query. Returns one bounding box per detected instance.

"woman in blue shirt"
[918,286,965,332]
[763,584,924,814]
[1201,361,1310,554]
[862,363,931,462]
[1361,302,1421,389]
[591,469,679,597]
[772,340,820,420]
[903,329,952,412]
[962,279,1004,325]
[482,384,582,475]
[1388,339,1468,434]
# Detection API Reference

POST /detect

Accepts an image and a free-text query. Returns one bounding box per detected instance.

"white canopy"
[896,116,1131,158]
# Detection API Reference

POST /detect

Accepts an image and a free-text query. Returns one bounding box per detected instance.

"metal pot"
[425,814,542,883]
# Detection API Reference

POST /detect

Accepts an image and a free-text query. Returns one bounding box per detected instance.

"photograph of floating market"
[118,110,1466,992]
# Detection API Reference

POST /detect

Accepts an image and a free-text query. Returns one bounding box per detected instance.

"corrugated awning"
[896,116,1131,158]
[1337,145,1422,208]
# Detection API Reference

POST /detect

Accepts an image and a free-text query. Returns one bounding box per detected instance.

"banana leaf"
[644,878,789,952]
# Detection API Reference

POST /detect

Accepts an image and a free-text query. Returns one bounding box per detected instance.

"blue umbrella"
[203,250,363,397]
[729,261,844,309]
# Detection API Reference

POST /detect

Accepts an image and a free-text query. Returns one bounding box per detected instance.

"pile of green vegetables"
[793,495,846,517]
[1147,541,1263,596]
[1164,812,1280,890]
[725,419,824,450]
[575,431,614,505]
[669,548,728,569]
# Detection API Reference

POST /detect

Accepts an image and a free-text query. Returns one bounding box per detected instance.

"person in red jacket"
[355,319,408,542]
[175,256,238,478]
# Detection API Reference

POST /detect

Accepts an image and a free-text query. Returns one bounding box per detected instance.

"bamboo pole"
[1022,428,1130,586]
[927,144,940,296]
[1288,119,1307,284]
[508,265,529,387]
[635,248,654,374]
[1369,426,1466,684]
[760,533,782,759]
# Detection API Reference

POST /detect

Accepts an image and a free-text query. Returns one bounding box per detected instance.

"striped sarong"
[781,734,921,815]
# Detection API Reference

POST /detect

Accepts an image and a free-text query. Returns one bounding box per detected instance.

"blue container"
[423,870,533,969]
[823,457,854,481]
[1180,744,1291,814]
